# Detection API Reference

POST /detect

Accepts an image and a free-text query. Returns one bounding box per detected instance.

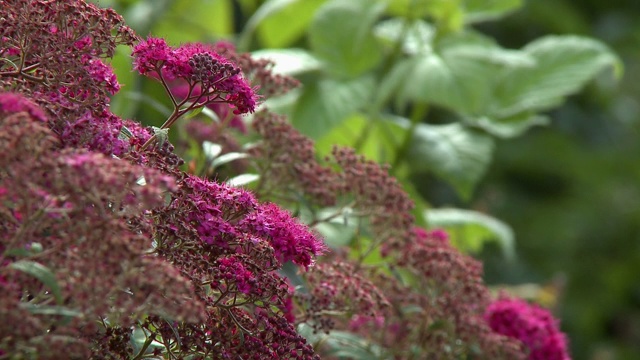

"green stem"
[391,102,428,172]
[354,14,416,153]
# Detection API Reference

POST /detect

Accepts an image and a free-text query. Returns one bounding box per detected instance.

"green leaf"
[409,123,494,200]
[19,303,82,318]
[251,48,323,75]
[151,0,233,43]
[464,0,523,24]
[492,35,622,118]
[315,113,405,163]
[387,0,464,32]
[391,31,534,114]
[314,222,358,248]
[425,208,515,259]
[292,75,375,139]
[226,174,260,187]
[386,0,433,18]
[211,152,249,168]
[323,331,383,359]
[202,141,223,161]
[183,106,204,120]
[109,45,137,118]
[308,0,385,77]
[467,113,550,138]
[10,261,63,305]
[374,18,435,55]
[256,0,328,48]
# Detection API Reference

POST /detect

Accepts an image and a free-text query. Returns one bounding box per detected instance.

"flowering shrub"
[0,0,587,359]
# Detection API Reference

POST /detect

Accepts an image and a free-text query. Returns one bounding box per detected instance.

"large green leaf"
[308,0,385,77]
[492,35,622,118]
[10,261,63,305]
[425,208,515,259]
[409,123,494,200]
[391,31,534,114]
[464,0,523,24]
[292,75,375,139]
[255,0,328,48]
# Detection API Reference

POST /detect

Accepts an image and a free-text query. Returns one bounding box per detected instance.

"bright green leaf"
[425,208,516,259]
[315,113,406,163]
[492,35,622,118]
[409,123,494,200]
[464,0,523,24]
[10,261,63,305]
[151,0,233,43]
[308,0,385,77]
[256,0,328,48]
[387,0,464,32]
[109,45,137,118]
[292,75,375,139]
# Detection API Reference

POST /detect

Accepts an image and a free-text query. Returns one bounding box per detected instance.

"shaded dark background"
[472,1,640,359]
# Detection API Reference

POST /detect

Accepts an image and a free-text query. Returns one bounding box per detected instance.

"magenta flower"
[240,203,327,269]
[0,92,47,122]
[131,37,172,75]
[485,297,571,360]
[132,37,258,129]
[83,58,120,95]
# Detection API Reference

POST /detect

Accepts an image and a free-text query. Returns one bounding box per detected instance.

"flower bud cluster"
[132,38,258,115]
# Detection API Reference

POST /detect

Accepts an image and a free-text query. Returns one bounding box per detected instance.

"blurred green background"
[95,0,640,358]
[476,1,640,359]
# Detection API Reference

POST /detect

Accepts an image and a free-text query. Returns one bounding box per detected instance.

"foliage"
[0,0,622,359]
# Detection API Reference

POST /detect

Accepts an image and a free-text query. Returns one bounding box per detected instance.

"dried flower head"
[250,111,343,207]
[0,0,136,122]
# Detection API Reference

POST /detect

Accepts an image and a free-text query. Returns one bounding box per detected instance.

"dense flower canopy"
[0,0,575,359]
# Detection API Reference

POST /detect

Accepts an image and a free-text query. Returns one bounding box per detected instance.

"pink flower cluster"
[240,203,327,269]
[132,37,258,115]
[485,297,571,360]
